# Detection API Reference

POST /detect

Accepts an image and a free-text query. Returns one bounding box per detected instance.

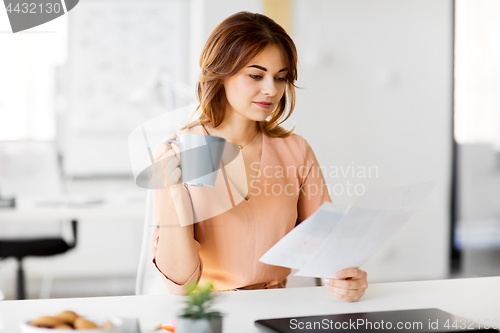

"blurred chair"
[0,141,78,299]
[136,189,166,295]
[0,220,77,299]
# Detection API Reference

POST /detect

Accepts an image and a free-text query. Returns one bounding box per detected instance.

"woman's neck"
[209,109,260,146]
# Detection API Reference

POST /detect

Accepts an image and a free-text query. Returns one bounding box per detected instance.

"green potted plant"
[176,280,223,333]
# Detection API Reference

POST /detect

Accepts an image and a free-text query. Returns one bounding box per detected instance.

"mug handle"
[166,139,181,170]
[166,139,179,146]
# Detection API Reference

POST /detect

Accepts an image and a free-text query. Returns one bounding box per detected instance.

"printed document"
[259,181,436,277]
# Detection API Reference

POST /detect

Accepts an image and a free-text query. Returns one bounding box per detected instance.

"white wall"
[289,0,453,282]
[188,0,263,86]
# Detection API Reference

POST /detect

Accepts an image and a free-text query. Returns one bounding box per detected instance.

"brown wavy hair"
[181,11,299,138]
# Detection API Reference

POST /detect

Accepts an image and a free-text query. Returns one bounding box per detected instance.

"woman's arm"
[150,134,201,294]
[153,187,200,286]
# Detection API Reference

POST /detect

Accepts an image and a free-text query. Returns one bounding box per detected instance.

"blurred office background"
[0,0,499,300]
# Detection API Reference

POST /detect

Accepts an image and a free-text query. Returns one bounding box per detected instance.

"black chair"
[0,220,78,299]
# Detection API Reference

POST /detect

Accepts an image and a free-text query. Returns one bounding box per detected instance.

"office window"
[455,0,500,150]
[454,0,500,278]
[0,13,68,141]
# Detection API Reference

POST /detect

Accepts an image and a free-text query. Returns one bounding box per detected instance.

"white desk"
[1,276,499,332]
[0,199,145,222]
[0,199,146,287]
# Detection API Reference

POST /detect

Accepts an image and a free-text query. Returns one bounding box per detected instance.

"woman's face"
[222,44,288,122]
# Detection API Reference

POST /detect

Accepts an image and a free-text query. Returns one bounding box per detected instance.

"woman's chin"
[249,110,273,122]
[233,107,272,122]
[254,115,271,122]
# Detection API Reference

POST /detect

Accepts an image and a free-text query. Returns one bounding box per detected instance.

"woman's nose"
[261,78,277,96]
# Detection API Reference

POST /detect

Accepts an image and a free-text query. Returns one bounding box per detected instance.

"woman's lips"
[254,102,272,109]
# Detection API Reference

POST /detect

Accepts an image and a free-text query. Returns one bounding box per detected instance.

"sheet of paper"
[258,181,436,278]
[258,202,348,269]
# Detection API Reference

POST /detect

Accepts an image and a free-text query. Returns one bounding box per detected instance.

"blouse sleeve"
[296,138,332,225]
[150,186,203,295]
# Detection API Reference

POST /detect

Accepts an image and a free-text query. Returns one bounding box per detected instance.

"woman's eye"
[250,75,287,82]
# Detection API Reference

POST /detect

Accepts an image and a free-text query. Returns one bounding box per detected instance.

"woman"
[150,11,368,302]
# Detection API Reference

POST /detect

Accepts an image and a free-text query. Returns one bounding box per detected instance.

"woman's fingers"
[155,147,181,186]
[336,268,367,280]
[324,268,368,302]
[151,133,178,163]
[161,154,181,174]
[328,286,362,297]
[152,143,175,163]
[326,277,365,290]
[325,283,365,302]
[162,133,177,143]
[166,165,182,186]
[145,133,182,186]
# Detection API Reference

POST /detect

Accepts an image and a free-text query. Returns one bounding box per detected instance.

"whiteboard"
[63,0,189,176]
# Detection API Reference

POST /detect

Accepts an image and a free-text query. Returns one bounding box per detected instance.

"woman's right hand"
[151,133,182,187]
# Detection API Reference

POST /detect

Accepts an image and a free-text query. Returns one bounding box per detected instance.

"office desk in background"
[0,198,146,299]
[0,198,145,222]
[0,276,499,332]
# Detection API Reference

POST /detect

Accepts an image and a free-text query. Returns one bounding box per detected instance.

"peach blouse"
[151,124,331,294]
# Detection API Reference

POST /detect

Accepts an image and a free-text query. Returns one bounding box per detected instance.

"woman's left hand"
[323,268,368,302]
